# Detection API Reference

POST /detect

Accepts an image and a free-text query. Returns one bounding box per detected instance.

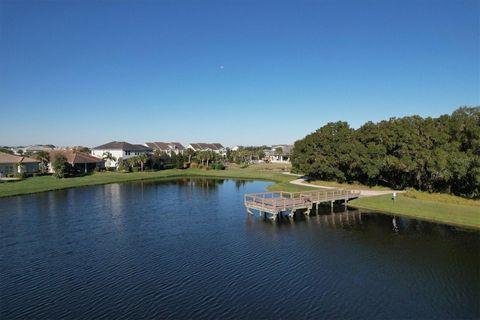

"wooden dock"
[244,189,361,219]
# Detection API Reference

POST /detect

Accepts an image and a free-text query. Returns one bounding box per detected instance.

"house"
[91,141,152,168]
[15,144,55,155]
[264,144,293,163]
[187,143,227,156]
[0,152,40,176]
[48,150,105,174]
[144,142,185,156]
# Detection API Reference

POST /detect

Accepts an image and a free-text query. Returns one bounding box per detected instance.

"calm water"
[1,179,479,319]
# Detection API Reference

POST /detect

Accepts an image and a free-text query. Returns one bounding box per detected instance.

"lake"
[1,179,479,319]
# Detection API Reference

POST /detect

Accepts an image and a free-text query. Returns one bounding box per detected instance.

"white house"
[91,141,152,168]
[264,144,293,163]
[144,142,185,156]
[187,143,227,156]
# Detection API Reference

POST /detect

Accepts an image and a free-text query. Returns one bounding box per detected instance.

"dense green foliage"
[291,107,480,198]
[52,155,68,178]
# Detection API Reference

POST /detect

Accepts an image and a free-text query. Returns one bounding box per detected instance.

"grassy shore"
[349,194,480,230]
[0,166,314,198]
[1,165,478,230]
[308,179,392,191]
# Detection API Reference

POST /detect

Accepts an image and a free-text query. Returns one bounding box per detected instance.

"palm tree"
[102,152,117,168]
[35,151,50,174]
[137,154,148,172]
[127,157,137,171]
[205,151,211,167]
[184,148,195,163]
[274,147,283,161]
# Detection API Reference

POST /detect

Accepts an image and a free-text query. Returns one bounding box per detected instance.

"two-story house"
[91,141,152,168]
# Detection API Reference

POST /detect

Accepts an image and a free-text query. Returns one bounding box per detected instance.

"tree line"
[291,107,480,199]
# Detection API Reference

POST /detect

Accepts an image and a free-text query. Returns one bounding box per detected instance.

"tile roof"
[189,143,225,151]
[145,142,186,151]
[0,152,40,164]
[49,150,105,164]
[170,142,185,151]
[92,141,151,152]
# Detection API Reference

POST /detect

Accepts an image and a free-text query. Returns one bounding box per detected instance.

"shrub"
[52,155,68,178]
[14,172,27,179]
[209,163,225,170]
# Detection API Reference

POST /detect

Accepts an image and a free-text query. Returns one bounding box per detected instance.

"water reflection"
[1,179,479,320]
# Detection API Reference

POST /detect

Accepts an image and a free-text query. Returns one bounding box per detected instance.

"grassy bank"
[0,166,314,198]
[349,194,480,230]
[1,165,478,230]
[308,179,392,191]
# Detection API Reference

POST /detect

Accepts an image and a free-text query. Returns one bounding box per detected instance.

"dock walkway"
[244,189,361,219]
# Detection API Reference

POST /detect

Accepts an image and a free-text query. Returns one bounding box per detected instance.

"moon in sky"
[219,65,224,69]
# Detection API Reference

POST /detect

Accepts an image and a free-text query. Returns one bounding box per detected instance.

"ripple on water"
[1,179,479,319]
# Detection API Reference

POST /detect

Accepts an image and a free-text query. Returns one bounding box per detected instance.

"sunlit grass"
[350,194,480,230]
[404,189,479,207]
[308,180,392,191]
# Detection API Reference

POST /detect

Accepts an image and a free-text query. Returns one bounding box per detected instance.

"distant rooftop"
[93,141,151,152]
[145,142,185,151]
[188,143,225,151]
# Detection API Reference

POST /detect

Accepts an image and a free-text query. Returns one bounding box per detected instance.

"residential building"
[264,144,293,163]
[48,150,105,174]
[187,143,227,156]
[91,141,152,168]
[15,144,55,155]
[144,142,185,156]
[0,152,40,176]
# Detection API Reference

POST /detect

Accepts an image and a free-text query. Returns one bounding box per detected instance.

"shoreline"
[1,169,478,230]
[0,168,315,199]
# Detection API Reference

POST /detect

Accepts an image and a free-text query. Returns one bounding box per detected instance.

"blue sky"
[0,0,478,147]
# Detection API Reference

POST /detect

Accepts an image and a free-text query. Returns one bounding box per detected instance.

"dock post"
[330,201,334,208]
[288,209,295,219]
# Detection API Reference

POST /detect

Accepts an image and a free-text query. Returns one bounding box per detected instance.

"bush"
[14,172,27,179]
[209,163,225,170]
[52,155,68,178]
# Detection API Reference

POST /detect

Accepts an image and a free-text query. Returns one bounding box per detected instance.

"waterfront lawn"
[350,194,480,230]
[403,189,479,207]
[0,167,314,198]
[308,179,392,191]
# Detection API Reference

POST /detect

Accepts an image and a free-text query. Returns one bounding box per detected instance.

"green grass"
[228,162,292,172]
[350,194,480,230]
[404,189,479,207]
[0,167,314,198]
[308,180,392,191]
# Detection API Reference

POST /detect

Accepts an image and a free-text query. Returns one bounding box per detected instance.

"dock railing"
[244,189,361,213]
